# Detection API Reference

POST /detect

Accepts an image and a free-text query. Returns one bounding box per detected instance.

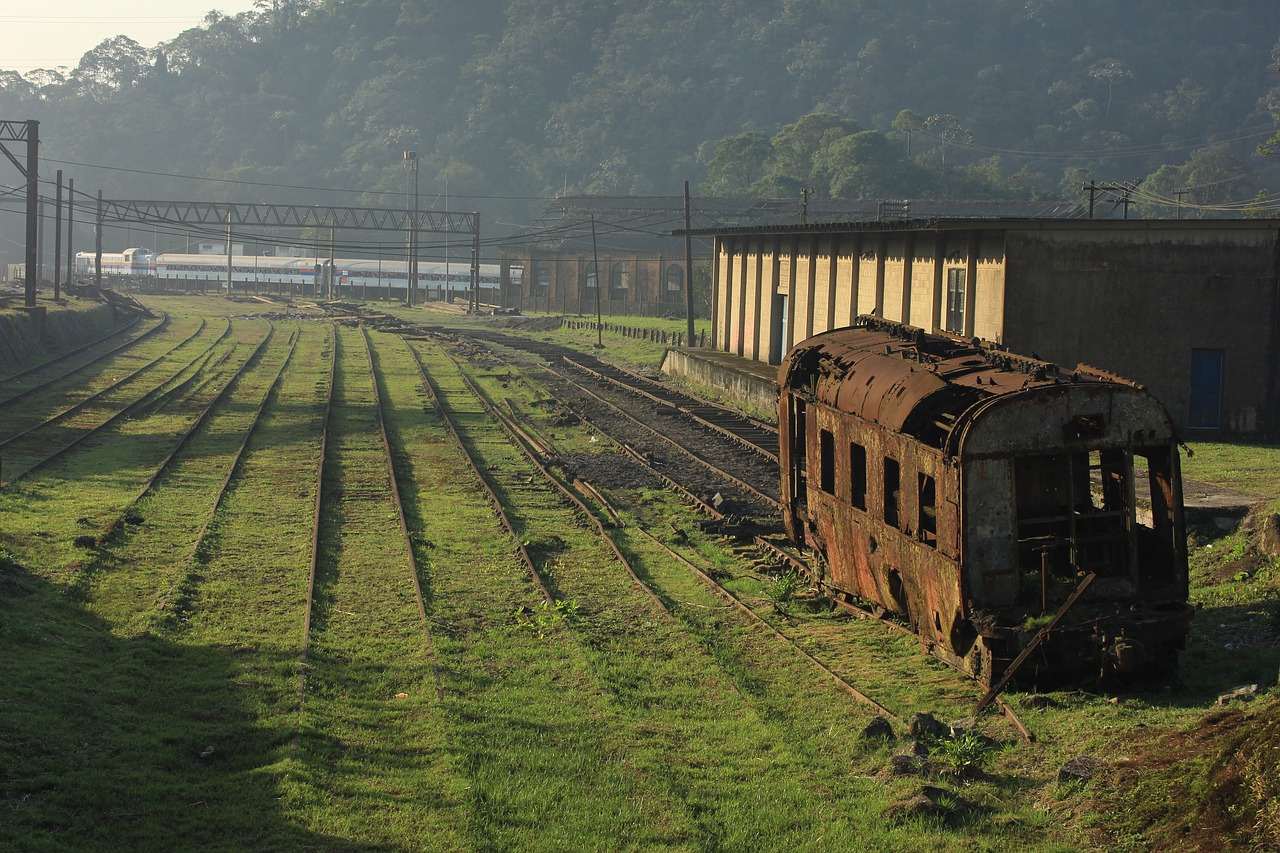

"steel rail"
[445,352,670,610]
[293,323,338,757]
[557,355,779,462]
[109,324,290,543]
[630,523,901,722]
[360,326,444,699]
[433,346,770,711]
[451,354,902,723]
[151,325,300,615]
[0,315,210,453]
[750,538,1036,744]
[452,328,780,460]
[0,312,148,400]
[402,337,554,604]
[1,318,233,486]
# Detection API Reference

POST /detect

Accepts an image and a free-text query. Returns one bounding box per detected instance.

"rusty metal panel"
[962,457,1018,607]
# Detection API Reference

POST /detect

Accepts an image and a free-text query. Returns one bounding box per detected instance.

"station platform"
[660,347,780,420]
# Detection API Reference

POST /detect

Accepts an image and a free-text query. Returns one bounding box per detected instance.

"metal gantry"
[96,199,482,303]
[0,119,39,307]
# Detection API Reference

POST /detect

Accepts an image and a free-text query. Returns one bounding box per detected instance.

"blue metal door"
[1188,349,1224,429]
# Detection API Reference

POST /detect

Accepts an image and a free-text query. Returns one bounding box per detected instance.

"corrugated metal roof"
[779,317,1130,448]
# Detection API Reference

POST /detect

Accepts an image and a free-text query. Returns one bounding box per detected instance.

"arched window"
[582,261,597,288]
[664,264,684,301]
[534,260,551,293]
[610,262,630,297]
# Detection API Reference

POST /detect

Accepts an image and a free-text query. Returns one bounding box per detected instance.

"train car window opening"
[918,473,937,547]
[883,457,900,528]
[1134,446,1179,585]
[791,399,808,507]
[850,441,867,510]
[819,429,836,494]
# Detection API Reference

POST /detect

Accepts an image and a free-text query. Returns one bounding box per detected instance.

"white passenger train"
[74,249,515,300]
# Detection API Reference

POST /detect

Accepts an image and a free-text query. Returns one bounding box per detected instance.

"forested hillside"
[2,0,1279,245]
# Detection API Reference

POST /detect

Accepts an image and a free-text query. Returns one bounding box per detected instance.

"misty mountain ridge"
[2,0,1278,244]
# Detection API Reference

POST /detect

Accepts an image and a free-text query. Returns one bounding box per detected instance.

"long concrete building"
[686,218,1280,438]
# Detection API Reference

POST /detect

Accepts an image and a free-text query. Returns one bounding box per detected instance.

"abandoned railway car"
[779,317,1194,686]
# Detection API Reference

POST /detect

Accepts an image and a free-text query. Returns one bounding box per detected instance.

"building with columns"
[688,218,1280,437]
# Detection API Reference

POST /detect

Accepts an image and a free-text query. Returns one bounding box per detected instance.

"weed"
[764,570,804,612]
[1267,601,1280,634]
[931,731,994,780]
[513,599,578,638]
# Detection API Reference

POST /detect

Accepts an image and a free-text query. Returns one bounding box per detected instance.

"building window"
[534,260,551,292]
[665,263,686,294]
[1188,349,1224,430]
[583,261,597,288]
[610,262,630,297]
[883,457,900,528]
[945,268,966,334]
[849,441,866,510]
[819,429,835,493]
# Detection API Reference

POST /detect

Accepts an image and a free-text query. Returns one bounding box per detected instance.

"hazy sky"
[2,2,255,73]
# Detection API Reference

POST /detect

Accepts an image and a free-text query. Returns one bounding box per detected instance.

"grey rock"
[861,715,895,741]
[907,711,948,740]
[1058,755,1104,787]
[1216,684,1259,706]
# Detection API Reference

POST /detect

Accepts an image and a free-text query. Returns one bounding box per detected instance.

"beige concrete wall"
[973,261,1005,342]
[812,238,834,336]
[794,247,814,343]
[742,241,763,361]
[758,242,777,361]
[715,243,733,352]
[908,242,936,329]
[834,242,857,328]
[858,254,878,315]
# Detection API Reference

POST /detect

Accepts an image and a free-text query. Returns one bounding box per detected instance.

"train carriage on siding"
[778,316,1194,686]
[74,248,156,278]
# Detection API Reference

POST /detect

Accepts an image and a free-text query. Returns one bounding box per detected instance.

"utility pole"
[226,213,233,296]
[470,218,480,314]
[800,187,812,225]
[54,170,63,300]
[94,191,103,291]
[65,177,74,293]
[404,151,418,307]
[591,213,602,349]
[683,180,694,346]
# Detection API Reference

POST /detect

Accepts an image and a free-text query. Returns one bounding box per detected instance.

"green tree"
[702,132,773,194]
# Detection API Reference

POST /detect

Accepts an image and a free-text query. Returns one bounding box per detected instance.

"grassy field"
[1,294,1277,850]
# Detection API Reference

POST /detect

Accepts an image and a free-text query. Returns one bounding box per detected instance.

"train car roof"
[779,316,1157,450]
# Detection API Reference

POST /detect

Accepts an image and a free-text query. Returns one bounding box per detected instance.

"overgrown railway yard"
[2,295,1278,851]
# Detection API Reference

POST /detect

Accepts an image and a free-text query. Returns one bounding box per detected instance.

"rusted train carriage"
[779,317,1194,686]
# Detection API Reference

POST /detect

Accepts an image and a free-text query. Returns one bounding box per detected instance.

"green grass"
[1183,440,1280,505]
[3,295,1278,851]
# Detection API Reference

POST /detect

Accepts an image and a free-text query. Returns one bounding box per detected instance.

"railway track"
[437,343,903,723]
[0,311,155,406]
[0,316,223,483]
[290,325,458,835]
[401,334,901,841]
[457,328,779,460]
[422,323,1034,742]
[414,329,780,519]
